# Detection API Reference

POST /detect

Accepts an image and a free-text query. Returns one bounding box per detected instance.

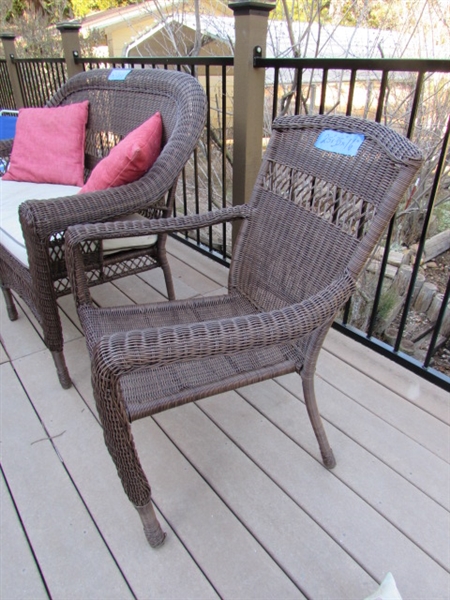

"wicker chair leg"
[51,350,72,389]
[302,376,336,469]
[163,267,176,301]
[135,500,166,548]
[160,257,175,301]
[2,287,19,321]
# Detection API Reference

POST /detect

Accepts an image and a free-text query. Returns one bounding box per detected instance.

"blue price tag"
[315,130,365,156]
[108,69,132,81]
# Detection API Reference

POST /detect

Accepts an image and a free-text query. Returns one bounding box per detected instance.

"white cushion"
[0,179,157,267]
[103,212,158,256]
[0,180,80,266]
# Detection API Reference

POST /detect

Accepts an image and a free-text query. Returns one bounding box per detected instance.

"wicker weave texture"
[65,113,423,546]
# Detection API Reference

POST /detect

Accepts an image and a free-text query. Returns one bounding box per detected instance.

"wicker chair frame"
[0,68,207,388]
[65,114,423,547]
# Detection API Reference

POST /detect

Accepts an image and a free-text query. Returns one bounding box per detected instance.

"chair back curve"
[229,114,423,313]
[48,68,207,186]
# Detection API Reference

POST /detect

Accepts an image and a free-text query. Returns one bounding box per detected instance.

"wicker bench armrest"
[0,138,13,157]
[18,174,178,241]
[0,139,13,176]
[90,272,356,381]
[65,205,251,306]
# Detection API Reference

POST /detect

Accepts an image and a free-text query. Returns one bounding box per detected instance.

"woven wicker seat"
[0,68,207,388]
[65,114,423,547]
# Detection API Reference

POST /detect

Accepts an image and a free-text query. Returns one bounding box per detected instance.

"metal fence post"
[0,33,24,109]
[229,1,275,218]
[56,22,83,79]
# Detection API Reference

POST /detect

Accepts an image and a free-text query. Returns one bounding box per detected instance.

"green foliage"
[273,0,332,24]
[11,0,27,18]
[434,201,450,234]
[0,0,107,56]
[271,0,426,31]
[71,0,127,18]
[376,284,399,323]
[334,0,419,30]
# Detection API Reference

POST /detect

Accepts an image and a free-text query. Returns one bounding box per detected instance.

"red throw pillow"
[79,112,163,194]
[3,101,89,186]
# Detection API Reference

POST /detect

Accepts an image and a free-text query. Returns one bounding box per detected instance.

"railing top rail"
[10,55,449,73]
[75,55,234,67]
[10,57,66,64]
[255,56,450,73]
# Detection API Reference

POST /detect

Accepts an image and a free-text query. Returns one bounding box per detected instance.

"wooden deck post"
[229,2,275,226]
[0,33,24,109]
[56,22,84,79]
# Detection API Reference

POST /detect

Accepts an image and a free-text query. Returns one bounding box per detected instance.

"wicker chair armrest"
[18,173,179,242]
[65,205,251,306]
[67,204,251,244]
[0,138,13,160]
[90,272,356,380]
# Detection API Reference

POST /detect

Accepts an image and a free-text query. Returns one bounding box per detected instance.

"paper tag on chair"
[315,130,365,156]
[108,69,132,81]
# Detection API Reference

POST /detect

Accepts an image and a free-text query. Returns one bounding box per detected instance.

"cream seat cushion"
[0,179,157,267]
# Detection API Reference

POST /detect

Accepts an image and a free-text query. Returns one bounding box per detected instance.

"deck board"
[1,237,449,600]
[0,341,8,364]
[324,327,450,423]
[11,347,220,600]
[0,301,46,360]
[135,416,305,600]
[240,378,449,571]
[1,474,48,600]
[198,387,449,600]
[1,361,134,599]
[154,400,378,599]
[317,350,448,461]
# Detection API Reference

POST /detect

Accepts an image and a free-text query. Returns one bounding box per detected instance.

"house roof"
[78,1,161,31]
[78,9,447,60]
[125,14,403,59]
[125,15,235,56]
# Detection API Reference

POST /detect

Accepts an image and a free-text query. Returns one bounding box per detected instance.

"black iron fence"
[14,57,67,107]
[257,55,450,390]
[0,59,15,110]
[1,52,449,390]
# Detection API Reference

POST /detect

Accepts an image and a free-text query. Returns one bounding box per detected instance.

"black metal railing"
[1,53,449,390]
[256,55,450,389]
[0,59,15,110]
[13,57,67,107]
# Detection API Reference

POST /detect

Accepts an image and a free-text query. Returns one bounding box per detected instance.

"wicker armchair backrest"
[47,68,204,182]
[230,114,423,311]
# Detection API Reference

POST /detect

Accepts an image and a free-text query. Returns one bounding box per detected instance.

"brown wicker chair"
[65,114,423,547]
[0,68,207,388]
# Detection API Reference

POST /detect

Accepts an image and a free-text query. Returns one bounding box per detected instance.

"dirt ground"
[423,248,450,295]
[418,249,450,377]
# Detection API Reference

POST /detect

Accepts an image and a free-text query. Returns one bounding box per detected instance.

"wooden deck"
[1,237,449,600]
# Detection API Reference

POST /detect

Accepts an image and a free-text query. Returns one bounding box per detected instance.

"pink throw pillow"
[3,101,89,186]
[79,112,162,194]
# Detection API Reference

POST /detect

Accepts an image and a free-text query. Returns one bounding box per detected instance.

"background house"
[78,0,232,57]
